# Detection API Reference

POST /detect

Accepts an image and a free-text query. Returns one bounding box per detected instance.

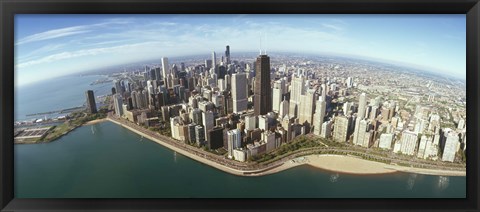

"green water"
[14,121,466,198]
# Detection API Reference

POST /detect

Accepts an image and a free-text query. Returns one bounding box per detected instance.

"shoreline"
[83,118,107,126]
[107,117,248,176]
[15,118,108,145]
[106,118,466,177]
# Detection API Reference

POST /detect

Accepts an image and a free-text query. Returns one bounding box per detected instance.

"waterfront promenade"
[106,113,466,177]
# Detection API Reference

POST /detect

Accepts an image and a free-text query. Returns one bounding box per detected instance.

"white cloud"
[16,19,133,45]
[16,41,159,68]
[16,26,91,45]
[321,23,343,31]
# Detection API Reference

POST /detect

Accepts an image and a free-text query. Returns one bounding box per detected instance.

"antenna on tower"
[264,32,267,55]
[259,33,262,55]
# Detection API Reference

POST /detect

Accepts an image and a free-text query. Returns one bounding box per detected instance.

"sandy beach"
[262,154,398,175]
[84,118,107,126]
[106,118,466,177]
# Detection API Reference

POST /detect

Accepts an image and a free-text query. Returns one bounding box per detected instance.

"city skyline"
[15,14,466,86]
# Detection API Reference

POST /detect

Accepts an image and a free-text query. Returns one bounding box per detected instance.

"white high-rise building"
[147,80,154,95]
[320,120,332,138]
[279,97,289,119]
[289,74,305,118]
[379,133,394,149]
[258,115,269,131]
[227,129,241,159]
[202,110,215,142]
[299,88,316,125]
[358,119,371,148]
[358,93,367,120]
[161,57,169,80]
[416,135,430,158]
[245,115,256,131]
[346,77,353,88]
[218,79,225,91]
[399,130,418,156]
[333,116,350,143]
[212,51,217,73]
[263,131,276,153]
[212,92,225,116]
[113,94,124,117]
[353,93,367,146]
[272,80,283,113]
[442,133,459,162]
[313,98,326,136]
[321,84,326,102]
[232,73,248,113]
[343,102,352,115]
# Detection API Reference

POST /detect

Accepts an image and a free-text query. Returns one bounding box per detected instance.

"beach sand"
[262,155,398,175]
[84,118,107,126]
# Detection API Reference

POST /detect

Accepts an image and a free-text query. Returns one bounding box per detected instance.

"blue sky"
[15,14,466,86]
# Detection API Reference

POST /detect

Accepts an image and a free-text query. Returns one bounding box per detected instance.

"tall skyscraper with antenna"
[225,45,231,65]
[254,51,271,116]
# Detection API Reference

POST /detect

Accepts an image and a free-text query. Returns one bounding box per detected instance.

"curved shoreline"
[106,118,466,177]
[84,118,107,125]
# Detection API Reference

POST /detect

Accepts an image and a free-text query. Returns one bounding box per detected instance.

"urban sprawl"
[81,45,468,168]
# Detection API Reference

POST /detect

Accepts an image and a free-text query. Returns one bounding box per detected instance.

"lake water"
[13,75,466,198]
[15,75,112,122]
[14,121,466,198]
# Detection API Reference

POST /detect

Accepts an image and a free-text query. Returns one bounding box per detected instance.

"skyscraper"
[212,51,217,74]
[298,88,316,125]
[353,93,367,146]
[333,116,350,143]
[161,57,169,81]
[442,133,459,162]
[227,129,241,159]
[320,120,332,139]
[148,67,156,81]
[85,90,97,114]
[114,80,123,96]
[279,97,289,119]
[313,98,326,136]
[358,93,367,119]
[202,110,215,143]
[357,119,372,148]
[225,45,231,65]
[113,94,123,117]
[232,73,248,113]
[272,80,283,113]
[400,130,418,156]
[253,54,271,116]
[289,75,305,118]
[155,67,162,82]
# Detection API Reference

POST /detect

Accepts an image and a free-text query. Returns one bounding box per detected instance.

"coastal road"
[106,112,465,174]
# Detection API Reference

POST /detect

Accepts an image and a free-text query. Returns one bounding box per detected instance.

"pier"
[26,106,85,117]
